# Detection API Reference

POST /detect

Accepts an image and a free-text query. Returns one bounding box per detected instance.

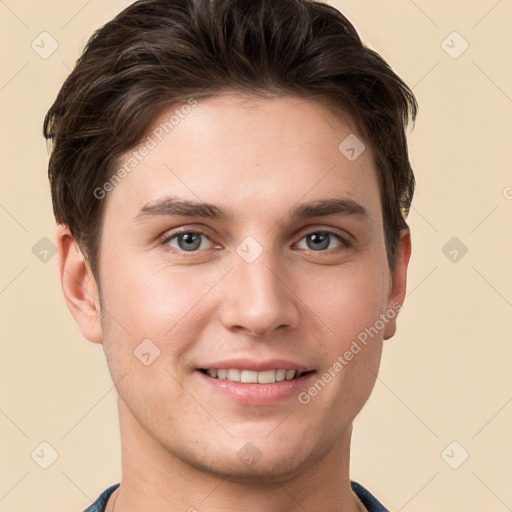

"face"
[69,94,409,482]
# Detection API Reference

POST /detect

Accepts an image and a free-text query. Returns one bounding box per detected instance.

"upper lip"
[198,358,313,373]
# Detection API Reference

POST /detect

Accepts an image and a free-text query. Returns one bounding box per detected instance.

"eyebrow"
[135,197,232,223]
[134,196,370,224]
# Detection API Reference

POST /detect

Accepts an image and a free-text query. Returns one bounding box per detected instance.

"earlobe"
[56,225,103,344]
[383,229,412,340]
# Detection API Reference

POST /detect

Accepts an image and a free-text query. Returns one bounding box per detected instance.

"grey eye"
[307,232,330,251]
[297,232,344,251]
[168,232,206,251]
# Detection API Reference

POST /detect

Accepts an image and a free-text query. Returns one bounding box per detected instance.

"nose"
[218,248,301,338]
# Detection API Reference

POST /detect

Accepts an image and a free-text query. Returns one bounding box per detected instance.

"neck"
[108,396,366,512]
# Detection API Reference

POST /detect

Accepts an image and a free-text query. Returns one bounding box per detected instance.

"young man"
[44,0,417,510]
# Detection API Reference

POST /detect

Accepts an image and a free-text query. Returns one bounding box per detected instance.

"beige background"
[1,0,511,511]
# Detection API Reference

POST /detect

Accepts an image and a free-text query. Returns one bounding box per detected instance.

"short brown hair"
[44,0,417,278]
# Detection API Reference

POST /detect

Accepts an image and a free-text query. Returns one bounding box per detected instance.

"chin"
[176,431,322,484]
[189,451,311,484]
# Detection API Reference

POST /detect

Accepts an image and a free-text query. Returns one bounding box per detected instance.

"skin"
[57,94,411,512]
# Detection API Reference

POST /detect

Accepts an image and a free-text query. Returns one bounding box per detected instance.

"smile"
[199,368,310,383]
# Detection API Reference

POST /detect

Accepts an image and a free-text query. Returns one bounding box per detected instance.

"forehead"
[104,94,382,226]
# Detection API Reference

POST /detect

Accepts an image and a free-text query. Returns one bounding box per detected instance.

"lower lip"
[196,370,316,406]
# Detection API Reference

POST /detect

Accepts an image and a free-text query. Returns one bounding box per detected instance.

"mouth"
[198,368,314,383]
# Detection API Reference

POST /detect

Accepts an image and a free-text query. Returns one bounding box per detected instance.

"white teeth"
[275,369,286,381]
[258,370,276,384]
[204,368,305,383]
[227,369,241,382]
[240,370,258,383]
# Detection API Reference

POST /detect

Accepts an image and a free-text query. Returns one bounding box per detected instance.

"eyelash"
[159,228,353,256]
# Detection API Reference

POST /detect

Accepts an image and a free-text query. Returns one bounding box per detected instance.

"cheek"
[306,264,387,408]
[99,258,221,356]
[99,262,205,407]
[304,260,389,349]
[102,256,186,319]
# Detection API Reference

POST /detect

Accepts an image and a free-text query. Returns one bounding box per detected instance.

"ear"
[56,225,103,344]
[383,229,411,340]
